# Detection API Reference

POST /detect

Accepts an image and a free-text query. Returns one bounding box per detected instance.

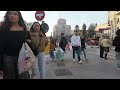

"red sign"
[35,11,45,21]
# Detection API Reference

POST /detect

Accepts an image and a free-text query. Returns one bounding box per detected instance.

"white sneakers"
[85,59,88,62]
[73,59,83,64]
[73,59,75,61]
[116,67,120,70]
[79,60,83,64]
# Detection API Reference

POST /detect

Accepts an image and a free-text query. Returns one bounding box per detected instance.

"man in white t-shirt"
[71,30,82,64]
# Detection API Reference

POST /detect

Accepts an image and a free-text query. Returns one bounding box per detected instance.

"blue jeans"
[116,52,120,68]
[36,52,46,79]
[72,46,81,61]
[50,49,55,60]
[81,48,87,59]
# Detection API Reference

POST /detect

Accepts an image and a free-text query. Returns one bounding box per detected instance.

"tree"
[82,23,87,37]
[75,25,79,31]
[88,23,96,38]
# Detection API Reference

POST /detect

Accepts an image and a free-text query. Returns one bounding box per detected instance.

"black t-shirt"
[0,30,31,56]
[113,36,120,52]
[59,37,67,48]
[81,39,86,48]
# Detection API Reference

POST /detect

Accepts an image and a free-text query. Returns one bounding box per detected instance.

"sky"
[0,11,108,36]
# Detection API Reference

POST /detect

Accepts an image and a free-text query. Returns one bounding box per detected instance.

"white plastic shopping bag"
[59,47,64,52]
[69,43,72,51]
[18,43,37,76]
[56,47,64,60]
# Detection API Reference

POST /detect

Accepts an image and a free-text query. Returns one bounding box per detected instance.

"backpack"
[62,38,67,47]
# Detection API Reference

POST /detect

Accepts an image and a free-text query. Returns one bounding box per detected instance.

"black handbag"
[32,36,41,56]
[32,49,39,56]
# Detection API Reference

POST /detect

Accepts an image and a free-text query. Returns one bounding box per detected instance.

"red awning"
[99,27,111,33]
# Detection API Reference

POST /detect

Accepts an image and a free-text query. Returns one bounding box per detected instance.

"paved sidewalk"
[45,48,120,79]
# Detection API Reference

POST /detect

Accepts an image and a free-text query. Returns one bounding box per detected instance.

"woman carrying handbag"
[0,11,31,79]
[30,22,48,79]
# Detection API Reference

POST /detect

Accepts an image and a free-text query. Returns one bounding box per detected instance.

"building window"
[117,27,119,30]
[117,18,119,24]
[111,20,113,26]
[108,20,110,26]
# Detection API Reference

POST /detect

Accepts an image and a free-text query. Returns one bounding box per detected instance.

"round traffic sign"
[35,11,45,21]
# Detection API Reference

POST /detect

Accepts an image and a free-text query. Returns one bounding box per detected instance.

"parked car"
[86,38,99,45]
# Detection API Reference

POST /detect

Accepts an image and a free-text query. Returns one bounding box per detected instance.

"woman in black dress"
[0,11,31,79]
